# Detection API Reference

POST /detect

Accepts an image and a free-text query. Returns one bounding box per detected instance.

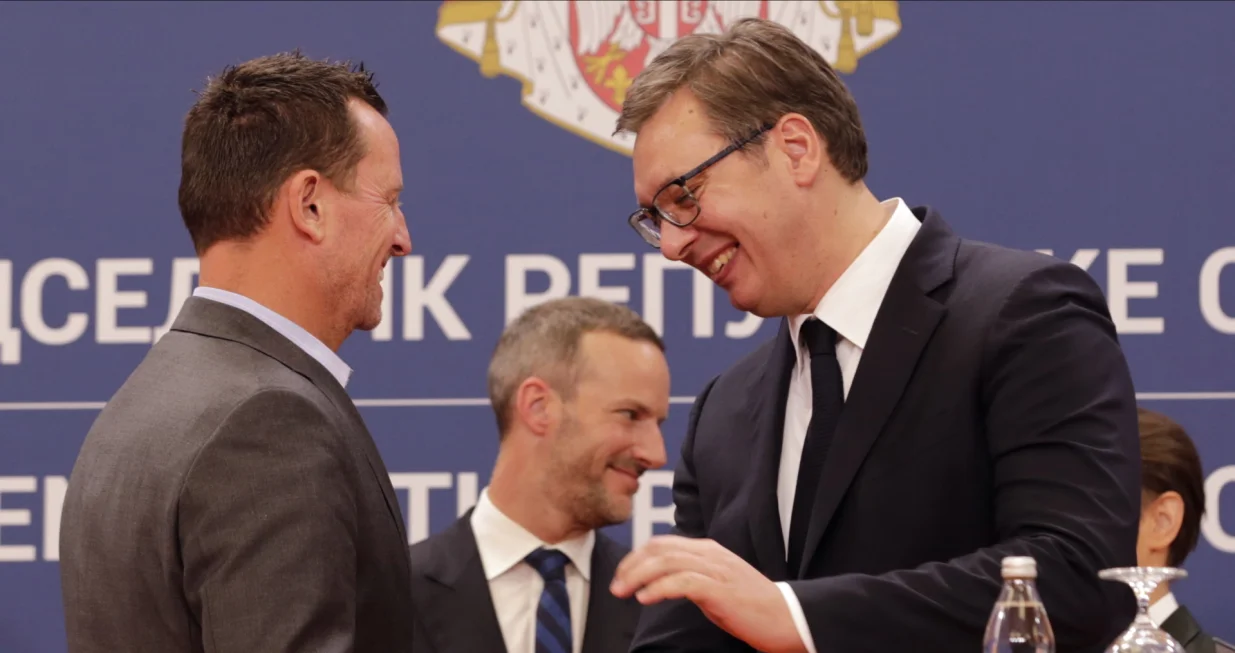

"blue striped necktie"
[524,548,573,653]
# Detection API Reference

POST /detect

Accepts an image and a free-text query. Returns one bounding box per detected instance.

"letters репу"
[2,247,1234,365]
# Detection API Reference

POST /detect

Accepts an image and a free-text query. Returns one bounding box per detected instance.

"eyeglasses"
[627,124,772,249]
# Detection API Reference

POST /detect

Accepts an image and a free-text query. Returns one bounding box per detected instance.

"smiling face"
[316,99,412,334]
[631,91,839,318]
[546,331,670,529]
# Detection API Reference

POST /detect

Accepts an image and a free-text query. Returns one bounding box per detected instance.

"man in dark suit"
[1135,407,1228,653]
[409,297,668,653]
[606,18,1141,653]
[58,52,414,653]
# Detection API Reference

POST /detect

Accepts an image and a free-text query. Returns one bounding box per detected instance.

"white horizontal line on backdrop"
[1,392,1234,412]
[1133,392,1235,400]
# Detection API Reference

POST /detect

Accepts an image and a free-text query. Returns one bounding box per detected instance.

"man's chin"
[573,505,629,532]
[726,287,769,317]
[354,306,384,332]
[601,506,633,527]
[595,493,634,527]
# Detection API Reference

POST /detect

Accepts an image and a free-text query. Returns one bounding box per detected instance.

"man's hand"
[610,535,807,653]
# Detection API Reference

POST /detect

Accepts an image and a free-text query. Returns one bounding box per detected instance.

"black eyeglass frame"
[627,123,773,249]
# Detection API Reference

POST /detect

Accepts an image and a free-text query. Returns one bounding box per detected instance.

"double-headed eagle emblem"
[437,1,901,154]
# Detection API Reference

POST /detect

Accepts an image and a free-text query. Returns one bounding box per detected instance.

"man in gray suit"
[409,297,669,653]
[59,52,414,653]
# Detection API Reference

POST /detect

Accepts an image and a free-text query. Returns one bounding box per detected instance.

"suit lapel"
[582,535,640,653]
[798,208,957,575]
[169,297,409,548]
[744,320,795,581]
[415,516,508,652]
[1161,604,1202,650]
[330,394,409,545]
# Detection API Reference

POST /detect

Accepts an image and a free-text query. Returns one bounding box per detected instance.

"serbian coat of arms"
[436,1,902,154]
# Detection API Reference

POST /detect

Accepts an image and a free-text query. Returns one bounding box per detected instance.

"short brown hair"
[487,297,664,437]
[178,51,387,254]
[615,17,868,182]
[1138,407,1206,567]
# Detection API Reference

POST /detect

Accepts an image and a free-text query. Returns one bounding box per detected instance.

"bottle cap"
[1001,556,1037,579]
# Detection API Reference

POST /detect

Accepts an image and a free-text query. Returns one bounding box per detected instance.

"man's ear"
[774,113,824,188]
[1143,490,1186,551]
[287,170,327,243]
[513,377,559,437]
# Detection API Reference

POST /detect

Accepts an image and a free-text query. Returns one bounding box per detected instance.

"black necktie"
[786,318,845,575]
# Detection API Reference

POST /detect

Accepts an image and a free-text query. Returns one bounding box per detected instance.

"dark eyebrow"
[636,178,673,208]
[641,167,707,208]
[652,173,680,194]
[651,123,773,203]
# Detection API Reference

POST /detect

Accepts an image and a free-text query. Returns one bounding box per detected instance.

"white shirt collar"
[470,488,595,582]
[191,286,353,388]
[1149,591,1179,628]
[789,197,921,357]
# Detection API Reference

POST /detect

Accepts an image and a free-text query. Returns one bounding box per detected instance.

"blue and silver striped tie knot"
[524,548,572,653]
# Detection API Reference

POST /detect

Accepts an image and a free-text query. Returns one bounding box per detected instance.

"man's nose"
[659,221,696,262]
[392,212,412,256]
[637,424,669,471]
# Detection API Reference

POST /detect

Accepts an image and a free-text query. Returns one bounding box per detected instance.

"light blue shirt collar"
[192,286,352,388]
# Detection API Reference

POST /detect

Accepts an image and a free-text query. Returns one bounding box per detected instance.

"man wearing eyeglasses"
[607,18,1141,653]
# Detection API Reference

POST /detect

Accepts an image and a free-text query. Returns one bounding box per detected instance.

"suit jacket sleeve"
[179,389,359,653]
[630,376,747,652]
[785,260,1140,652]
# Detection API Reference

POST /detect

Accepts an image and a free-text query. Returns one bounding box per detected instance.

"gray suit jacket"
[408,511,641,653]
[59,296,414,653]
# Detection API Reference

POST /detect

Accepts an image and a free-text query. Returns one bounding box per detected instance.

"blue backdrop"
[1,1,1232,650]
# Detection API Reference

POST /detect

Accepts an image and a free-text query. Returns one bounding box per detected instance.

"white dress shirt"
[772,198,922,653]
[471,489,595,653]
[1149,591,1180,629]
[192,286,352,388]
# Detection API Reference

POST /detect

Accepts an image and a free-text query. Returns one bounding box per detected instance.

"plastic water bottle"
[983,556,1055,653]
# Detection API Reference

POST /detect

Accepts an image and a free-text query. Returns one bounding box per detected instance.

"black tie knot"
[525,547,570,582]
[801,319,837,357]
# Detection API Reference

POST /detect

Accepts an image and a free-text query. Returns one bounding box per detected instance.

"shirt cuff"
[775,581,817,653]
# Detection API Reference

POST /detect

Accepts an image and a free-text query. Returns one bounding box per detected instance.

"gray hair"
[487,297,664,437]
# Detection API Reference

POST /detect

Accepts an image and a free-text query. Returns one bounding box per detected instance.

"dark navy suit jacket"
[410,512,642,653]
[630,206,1141,653]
